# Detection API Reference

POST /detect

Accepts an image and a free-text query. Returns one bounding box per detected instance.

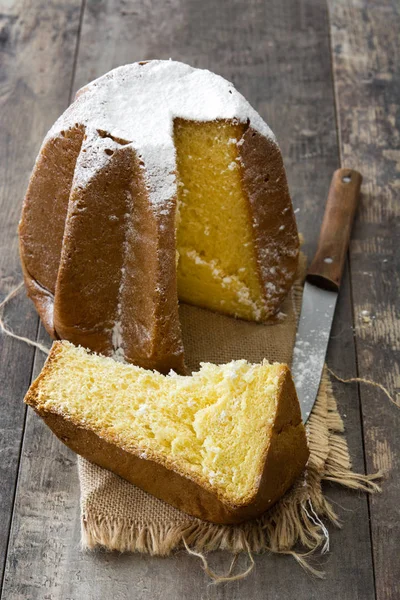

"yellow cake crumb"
[35,342,285,503]
[174,120,267,321]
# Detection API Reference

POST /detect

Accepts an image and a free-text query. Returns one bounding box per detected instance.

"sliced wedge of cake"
[24,341,309,524]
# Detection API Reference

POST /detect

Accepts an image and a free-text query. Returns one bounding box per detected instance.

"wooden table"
[0,1,399,598]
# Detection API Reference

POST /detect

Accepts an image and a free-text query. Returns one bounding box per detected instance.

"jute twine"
[1,256,395,582]
[0,282,50,355]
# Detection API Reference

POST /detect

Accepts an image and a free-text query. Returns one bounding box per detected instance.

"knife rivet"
[324,257,333,264]
[342,174,351,183]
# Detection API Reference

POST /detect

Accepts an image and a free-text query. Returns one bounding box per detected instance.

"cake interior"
[174,119,267,321]
[36,342,283,504]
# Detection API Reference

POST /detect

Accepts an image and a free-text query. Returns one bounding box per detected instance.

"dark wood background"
[0,0,399,598]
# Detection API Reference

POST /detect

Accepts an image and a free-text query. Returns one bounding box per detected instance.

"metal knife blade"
[292,282,337,421]
[291,168,362,423]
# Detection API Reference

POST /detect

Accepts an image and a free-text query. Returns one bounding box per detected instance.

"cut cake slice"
[24,341,309,524]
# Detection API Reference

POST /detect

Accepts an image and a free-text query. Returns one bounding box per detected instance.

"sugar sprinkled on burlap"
[78,255,381,578]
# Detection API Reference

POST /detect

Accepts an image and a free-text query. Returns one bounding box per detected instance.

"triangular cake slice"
[25,341,309,524]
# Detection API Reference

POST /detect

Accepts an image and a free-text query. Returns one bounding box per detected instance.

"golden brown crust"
[24,342,309,525]
[19,254,58,338]
[20,128,185,373]
[19,99,297,370]
[251,368,309,511]
[19,126,85,338]
[53,138,133,356]
[52,137,184,372]
[239,127,299,315]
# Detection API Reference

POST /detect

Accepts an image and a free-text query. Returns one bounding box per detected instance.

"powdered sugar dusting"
[71,129,122,188]
[48,60,275,210]
[39,60,285,354]
[291,283,338,421]
[111,320,125,361]
[111,264,127,361]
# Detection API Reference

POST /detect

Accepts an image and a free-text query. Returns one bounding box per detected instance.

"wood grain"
[307,169,362,291]
[0,0,83,585]
[1,0,377,599]
[330,1,400,599]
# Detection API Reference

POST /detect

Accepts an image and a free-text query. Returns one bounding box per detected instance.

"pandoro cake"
[19,60,299,373]
[24,341,309,524]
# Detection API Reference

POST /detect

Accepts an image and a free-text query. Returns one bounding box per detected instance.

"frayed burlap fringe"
[80,370,381,581]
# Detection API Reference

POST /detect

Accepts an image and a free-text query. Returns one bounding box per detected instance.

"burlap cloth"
[78,254,379,573]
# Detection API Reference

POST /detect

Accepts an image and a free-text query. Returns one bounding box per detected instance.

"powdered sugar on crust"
[70,128,122,189]
[47,60,276,210]
[31,61,294,360]
[111,320,125,362]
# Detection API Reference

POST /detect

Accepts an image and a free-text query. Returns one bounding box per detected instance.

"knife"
[291,168,362,422]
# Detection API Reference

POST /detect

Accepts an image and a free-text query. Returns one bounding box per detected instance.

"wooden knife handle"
[307,168,362,292]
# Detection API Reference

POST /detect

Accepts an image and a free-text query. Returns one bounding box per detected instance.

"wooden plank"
[329,1,400,599]
[2,0,376,598]
[0,0,83,585]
